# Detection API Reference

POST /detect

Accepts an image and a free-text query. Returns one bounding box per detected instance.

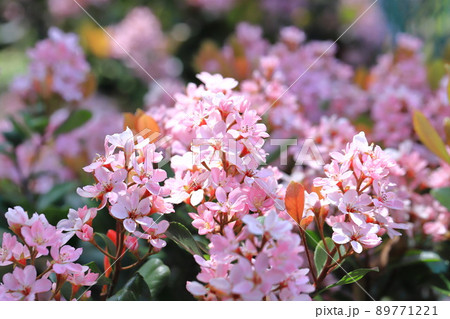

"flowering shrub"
[1,0,449,302]
[0,206,98,300]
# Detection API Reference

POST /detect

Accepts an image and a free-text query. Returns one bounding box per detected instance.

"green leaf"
[165,222,204,256]
[413,111,450,164]
[54,110,92,136]
[305,230,321,250]
[85,261,111,286]
[3,131,25,147]
[432,275,450,297]
[94,233,117,257]
[108,273,151,301]
[400,250,449,274]
[24,114,49,134]
[431,188,450,210]
[318,267,379,294]
[432,286,450,297]
[137,258,170,297]
[36,182,76,211]
[314,238,344,276]
[403,250,443,263]
[10,116,31,139]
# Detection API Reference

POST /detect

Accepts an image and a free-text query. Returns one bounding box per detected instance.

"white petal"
[351,240,363,253]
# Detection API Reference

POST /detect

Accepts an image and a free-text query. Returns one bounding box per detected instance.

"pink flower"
[245,183,275,212]
[134,219,169,250]
[372,181,403,210]
[332,222,381,253]
[328,189,372,225]
[0,233,17,266]
[50,245,84,275]
[189,205,217,235]
[313,161,352,193]
[374,209,409,238]
[243,210,292,240]
[124,236,139,252]
[67,269,99,287]
[5,206,29,232]
[186,281,208,296]
[12,27,90,102]
[0,266,52,301]
[76,224,94,242]
[110,189,152,233]
[132,144,167,195]
[107,7,175,81]
[197,72,238,93]
[166,171,208,206]
[21,219,60,255]
[204,187,246,217]
[57,206,97,242]
[77,167,127,208]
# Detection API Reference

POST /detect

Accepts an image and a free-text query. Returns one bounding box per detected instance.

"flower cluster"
[107,7,180,82]
[312,132,408,253]
[388,142,450,242]
[0,206,98,300]
[186,211,314,300]
[158,72,283,236]
[11,27,91,103]
[369,34,450,147]
[77,127,173,250]
[198,23,369,125]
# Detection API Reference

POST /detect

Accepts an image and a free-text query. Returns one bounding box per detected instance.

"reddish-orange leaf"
[300,216,314,229]
[285,181,305,225]
[123,109,160,143]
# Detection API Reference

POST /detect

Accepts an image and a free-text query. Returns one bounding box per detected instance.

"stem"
[299,228,317,285]
[90,239,116,259]
[316,216,331,255]
[121,250,154,270]
[107,221,125,297]
[36,266,53,279]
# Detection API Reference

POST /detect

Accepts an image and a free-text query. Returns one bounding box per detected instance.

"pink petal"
[351,240,363,253]
[186,281,207,296]
[123,219,136,233]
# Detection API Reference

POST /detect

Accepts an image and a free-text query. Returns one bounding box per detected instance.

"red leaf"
[285,182,305,225]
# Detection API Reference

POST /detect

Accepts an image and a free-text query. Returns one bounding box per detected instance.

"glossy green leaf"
[318,267,379,294]
[305,230,321,250]
[314,238,343,276]
[137,258,170,297]
[431,187,450,210]
[108,273,151,301]
[392,250,449,274]
[54,110,92,136]
[413,111,450,164]
[94,233,117,257]
[165,222,203,256]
